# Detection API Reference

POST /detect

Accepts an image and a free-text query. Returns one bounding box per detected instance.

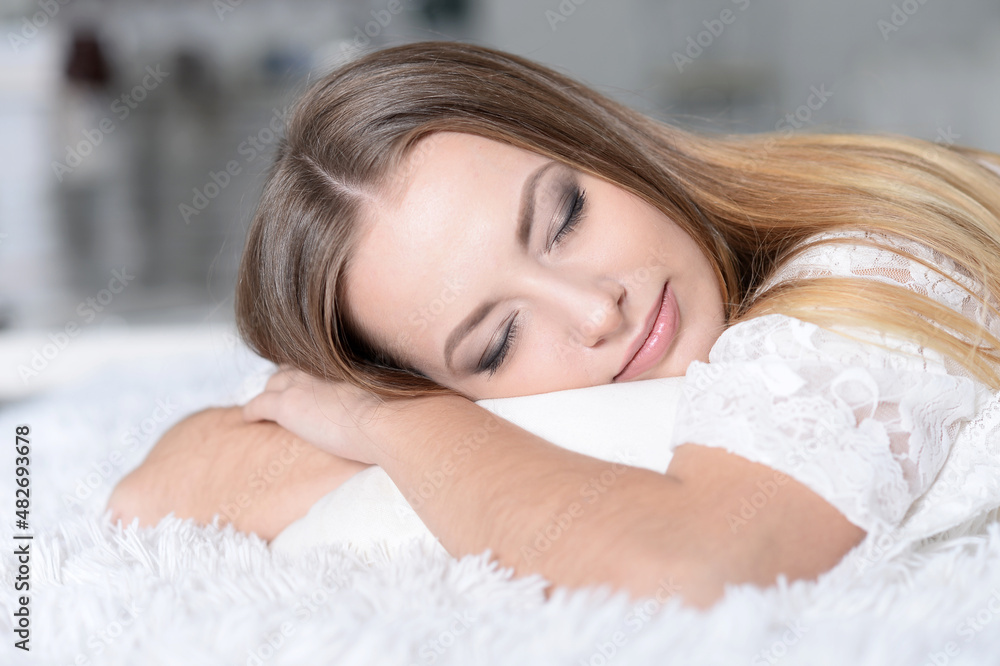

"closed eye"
[478,183,588,377]
[550,186,587,249]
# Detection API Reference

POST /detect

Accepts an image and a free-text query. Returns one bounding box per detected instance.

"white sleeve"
[669,231,993,534]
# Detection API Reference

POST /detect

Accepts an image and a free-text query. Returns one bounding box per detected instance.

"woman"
[108,41,1000,610]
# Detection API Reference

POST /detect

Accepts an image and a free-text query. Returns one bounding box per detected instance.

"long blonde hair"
[235,40,1000,399]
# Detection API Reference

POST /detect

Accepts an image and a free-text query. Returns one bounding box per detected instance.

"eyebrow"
[443,159,559,373]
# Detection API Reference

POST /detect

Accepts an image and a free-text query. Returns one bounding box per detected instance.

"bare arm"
[365,395,866,609]
[110,397,865,609]
[106,406,371,541]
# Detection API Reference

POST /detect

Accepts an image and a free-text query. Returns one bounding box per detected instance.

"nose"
[532,272,626,348]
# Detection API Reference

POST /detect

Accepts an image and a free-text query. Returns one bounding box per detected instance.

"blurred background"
[1,0,999,399]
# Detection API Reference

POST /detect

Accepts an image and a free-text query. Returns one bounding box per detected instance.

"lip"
[613,281,678,382]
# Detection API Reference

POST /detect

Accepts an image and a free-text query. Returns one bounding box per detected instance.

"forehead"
[345,132,545,369]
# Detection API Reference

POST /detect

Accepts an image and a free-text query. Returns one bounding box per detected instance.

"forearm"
[109,407,370,540]
[367,395,708,605]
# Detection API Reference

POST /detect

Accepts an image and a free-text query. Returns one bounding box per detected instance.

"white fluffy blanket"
[3,329,1000,665]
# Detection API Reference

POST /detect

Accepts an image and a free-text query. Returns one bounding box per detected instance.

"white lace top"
[669,227,1000,568]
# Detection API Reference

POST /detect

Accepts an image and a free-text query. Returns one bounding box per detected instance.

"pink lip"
[613,282,678,382]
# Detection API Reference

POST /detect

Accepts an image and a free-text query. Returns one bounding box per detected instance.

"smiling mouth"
[613,281,678,382]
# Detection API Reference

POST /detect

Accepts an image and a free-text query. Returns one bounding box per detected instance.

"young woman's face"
[346,131,727,400]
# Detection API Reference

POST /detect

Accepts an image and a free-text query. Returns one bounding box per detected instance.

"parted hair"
[235,40,1000,400]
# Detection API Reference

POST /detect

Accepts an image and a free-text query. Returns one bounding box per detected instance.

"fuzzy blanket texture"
[2,329,1000,666]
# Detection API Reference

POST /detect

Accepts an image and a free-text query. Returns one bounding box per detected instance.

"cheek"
[522,317,595,383]
[628,226,679,282]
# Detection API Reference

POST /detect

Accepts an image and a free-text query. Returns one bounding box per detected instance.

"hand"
[242,366,406,465]
[108,406,372,540]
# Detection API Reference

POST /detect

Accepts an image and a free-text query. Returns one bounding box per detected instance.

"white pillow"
[269,376,684,558]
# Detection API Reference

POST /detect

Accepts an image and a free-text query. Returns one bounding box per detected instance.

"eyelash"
[552,186,587,248]
[478,185,588,377]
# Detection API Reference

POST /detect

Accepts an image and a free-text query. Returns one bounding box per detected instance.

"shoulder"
[748,228,996,358]
[701,227,980,370]
[710,228,954,360]
[762,228,976,295]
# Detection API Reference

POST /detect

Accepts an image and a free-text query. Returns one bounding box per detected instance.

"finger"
[284,367,319,387]
[277,363,307,380]
[242,392,282,423]
[264,370,294,392]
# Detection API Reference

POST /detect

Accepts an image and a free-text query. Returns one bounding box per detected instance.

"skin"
[107,406,371,542]
[348,131,728,398]
[108,131,866,610]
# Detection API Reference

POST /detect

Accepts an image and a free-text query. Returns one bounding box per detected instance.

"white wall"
[468,0,1000,150]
